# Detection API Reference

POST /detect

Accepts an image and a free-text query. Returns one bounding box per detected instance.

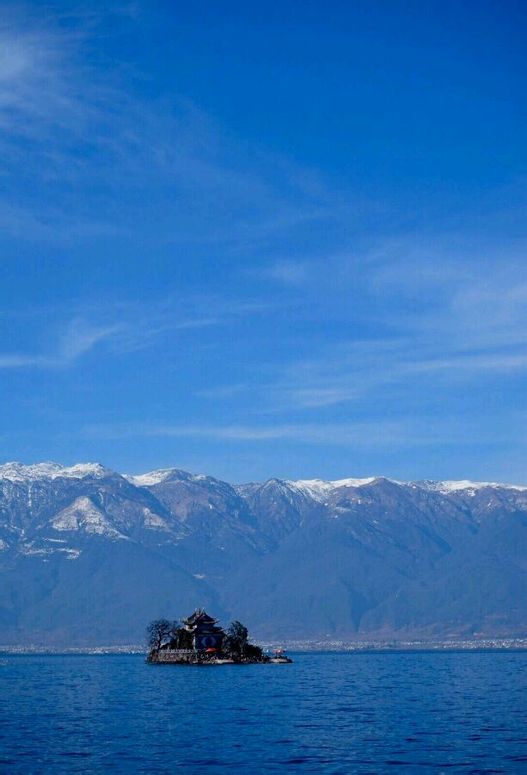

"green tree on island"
[223,620,263,661]
[224,620,249,658]
[169,622,193,649]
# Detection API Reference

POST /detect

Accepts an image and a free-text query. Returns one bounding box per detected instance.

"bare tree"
[146,619,172,651]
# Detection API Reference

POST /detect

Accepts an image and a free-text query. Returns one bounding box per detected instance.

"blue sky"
[1,0,527,482]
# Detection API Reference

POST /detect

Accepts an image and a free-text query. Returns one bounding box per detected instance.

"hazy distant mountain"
[1,462,526,645]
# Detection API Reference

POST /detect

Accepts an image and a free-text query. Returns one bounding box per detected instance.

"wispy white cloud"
[188,234,527,415]
[0,6,351,250]
[83,413,518,449]
[81,419,405,446]
[0,318,121,369]
[0,293,271,370]
[58,319,123,362]
[255,260,312,286]
[197,384,249,400]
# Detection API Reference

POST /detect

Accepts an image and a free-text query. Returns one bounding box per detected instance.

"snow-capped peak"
[125,468,198,487]
[331,476,380,489]
[126,469,175,486]
[0,462,111,482]
[285,477,380,501]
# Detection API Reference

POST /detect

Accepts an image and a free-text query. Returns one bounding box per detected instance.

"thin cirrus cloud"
[0,9,346,250]
[255,260,312,286]
[0,319,121,369]
[82,414,517,451]
[81,419,433,447]
[0,296,271,370]
[194,240,527,414]
[265,337,527,414]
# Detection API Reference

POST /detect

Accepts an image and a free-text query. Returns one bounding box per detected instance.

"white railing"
[160,648,194,654]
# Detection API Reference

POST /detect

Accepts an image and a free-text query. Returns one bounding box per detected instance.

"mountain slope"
[0,463,526,644]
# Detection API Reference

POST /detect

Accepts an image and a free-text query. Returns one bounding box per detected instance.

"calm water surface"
[0,651,526,773]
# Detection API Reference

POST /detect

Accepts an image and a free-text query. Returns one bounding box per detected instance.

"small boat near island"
[146,609,292,665]
[268,649,293,664]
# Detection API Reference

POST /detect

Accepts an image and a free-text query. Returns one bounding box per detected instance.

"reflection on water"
[1,651,526,772]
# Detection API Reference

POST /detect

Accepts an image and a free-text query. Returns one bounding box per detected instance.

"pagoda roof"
[183,608,219,626]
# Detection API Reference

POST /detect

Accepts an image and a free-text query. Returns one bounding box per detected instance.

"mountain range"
[1,461,526,646]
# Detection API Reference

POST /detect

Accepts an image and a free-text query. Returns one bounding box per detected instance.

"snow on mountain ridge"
[0,462,111,482]
[125,468,184,486]
[416,479,527,494]
[1,462,526,494]
[286,477,379,501]
[125,468,202,486]
[285,476,527,498]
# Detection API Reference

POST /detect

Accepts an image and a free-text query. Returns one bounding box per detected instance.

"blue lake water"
[0,651,526,773]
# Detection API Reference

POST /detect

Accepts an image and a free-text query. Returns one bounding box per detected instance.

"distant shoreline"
[2,638,527,655]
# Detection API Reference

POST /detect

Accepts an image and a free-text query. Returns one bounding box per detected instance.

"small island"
[146,608,292,665]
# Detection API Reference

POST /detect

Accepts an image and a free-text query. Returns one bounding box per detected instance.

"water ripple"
[0,652,526,772]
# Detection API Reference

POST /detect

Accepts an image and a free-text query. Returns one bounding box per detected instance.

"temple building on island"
[182,609,225,651]
[147,607,290,664]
